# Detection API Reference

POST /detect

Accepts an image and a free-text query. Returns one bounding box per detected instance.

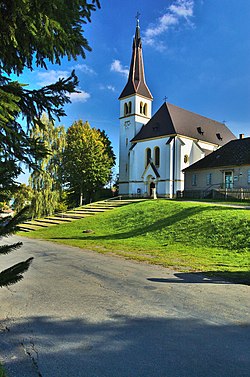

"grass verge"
[19,200,250,284]
[0,363,6,377]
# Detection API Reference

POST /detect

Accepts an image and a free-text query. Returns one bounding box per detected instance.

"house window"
[145,148,151,167]
[154,147,160,167]
[192,174,197,186]
[248,170,250,184]
[206,173,212,185]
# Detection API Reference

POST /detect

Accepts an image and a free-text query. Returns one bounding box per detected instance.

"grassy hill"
[19,200,250,284]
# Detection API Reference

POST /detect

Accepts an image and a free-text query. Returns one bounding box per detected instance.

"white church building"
[118,21,236,198]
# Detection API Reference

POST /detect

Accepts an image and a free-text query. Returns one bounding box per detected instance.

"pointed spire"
[119,17,153,100]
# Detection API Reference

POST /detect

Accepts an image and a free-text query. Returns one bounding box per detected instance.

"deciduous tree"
[29,114,66,218]
[63,121,115,205]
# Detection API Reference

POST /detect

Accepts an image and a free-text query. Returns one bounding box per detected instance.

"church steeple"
[119,18,153,100]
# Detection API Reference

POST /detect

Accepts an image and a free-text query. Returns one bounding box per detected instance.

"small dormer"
[216,133,223,141]
[197,126,204,135]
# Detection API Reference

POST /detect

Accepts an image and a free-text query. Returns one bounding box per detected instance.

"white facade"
[120,131,217,198]
[119,94,152,195]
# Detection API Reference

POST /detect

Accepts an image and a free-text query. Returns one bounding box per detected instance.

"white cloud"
[169,0,194,18]
[37,69,69,86]
[69,90,90,103]
[110,60,129,77]
[74,64,96,75]
[99,84,116,92]
[143,0,194,48]
[107,85,116,92]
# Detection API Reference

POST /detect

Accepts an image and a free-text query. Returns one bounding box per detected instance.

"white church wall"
[130,137,172,197]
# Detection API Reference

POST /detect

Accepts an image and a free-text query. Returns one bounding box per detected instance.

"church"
[118,21,236,198]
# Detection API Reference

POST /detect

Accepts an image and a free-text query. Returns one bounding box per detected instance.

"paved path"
[0,236,249,377]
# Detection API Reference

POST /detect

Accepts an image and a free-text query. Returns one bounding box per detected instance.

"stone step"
[17,199,147,233]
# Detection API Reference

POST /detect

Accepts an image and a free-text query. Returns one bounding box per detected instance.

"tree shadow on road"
[1,314,250,377]
[147,271,250,285]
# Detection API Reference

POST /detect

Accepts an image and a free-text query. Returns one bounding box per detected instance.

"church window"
[154,147,160,167]
[126,138,128,146]
[140,102,143,114]
[145,148,151,167]
[125,163,128,172]
[124,102,132,115]
[143,103,147,116]
[128,101,132,114]
[124,103,128,115]
[184,154,189,164]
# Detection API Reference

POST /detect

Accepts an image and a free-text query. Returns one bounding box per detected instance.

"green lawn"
[20,200,250,284]
[0,363,6,377]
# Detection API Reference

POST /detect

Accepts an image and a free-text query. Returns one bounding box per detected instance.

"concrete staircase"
[17,198,146,232]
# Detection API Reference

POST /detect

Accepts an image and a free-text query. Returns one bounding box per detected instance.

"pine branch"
[0,207,29,237]
[0,242,22,255]
[0,257,33,287]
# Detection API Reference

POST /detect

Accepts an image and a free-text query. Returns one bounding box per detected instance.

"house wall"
[184,165,250,191]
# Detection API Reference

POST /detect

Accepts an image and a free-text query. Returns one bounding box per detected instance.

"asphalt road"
[0,236,249,377]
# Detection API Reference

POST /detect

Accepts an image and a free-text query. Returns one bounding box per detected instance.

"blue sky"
[17,0,250,182]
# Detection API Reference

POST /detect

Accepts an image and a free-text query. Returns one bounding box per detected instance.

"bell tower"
[119,17,153,195]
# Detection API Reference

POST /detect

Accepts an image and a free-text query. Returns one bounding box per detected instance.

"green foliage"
[0,0,100,75]
[13,184,33,213]
[0,0,100,286]
[29,114,66,218]
[0,207,33,287]
[63,120,116,205]
[0,362,6,377]
[0,0,100,187]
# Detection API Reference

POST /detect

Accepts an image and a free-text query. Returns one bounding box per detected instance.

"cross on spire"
[135,11,140,26]
[163,96,168,103]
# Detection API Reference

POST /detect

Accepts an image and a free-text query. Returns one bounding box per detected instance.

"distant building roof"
[119,22,153,100]
[183,137,250,171]
[131,102,236,145]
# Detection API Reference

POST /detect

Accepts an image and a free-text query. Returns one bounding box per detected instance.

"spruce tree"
[0,0,100,287]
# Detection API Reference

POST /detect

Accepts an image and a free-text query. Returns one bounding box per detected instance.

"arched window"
[124,103,128,115]
[140,102,143,114]
[154,147,160,167]
[128,101,132,114]
[145,148,151,167]
[143,103,147,116]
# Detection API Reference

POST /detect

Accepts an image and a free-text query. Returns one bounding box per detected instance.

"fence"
[180,188,250,201]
